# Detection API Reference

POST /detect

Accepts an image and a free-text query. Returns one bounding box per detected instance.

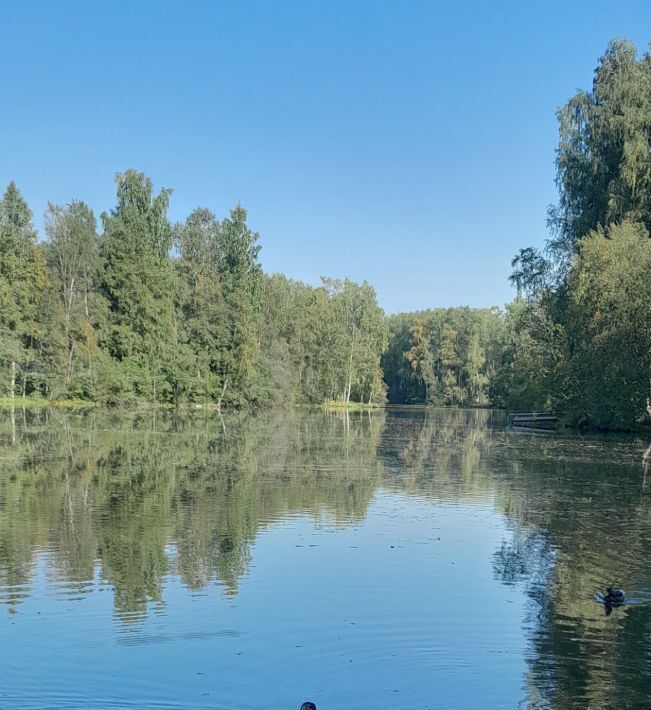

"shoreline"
[1,398,648,434]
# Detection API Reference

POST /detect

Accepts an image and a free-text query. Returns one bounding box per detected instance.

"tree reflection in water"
[0,406,649,706]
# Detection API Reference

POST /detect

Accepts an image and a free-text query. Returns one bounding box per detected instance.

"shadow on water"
[0,406,650,707]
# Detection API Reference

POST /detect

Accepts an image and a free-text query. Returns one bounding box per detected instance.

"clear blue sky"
[2,1,651,313]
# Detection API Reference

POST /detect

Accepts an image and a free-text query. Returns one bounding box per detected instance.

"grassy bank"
[0,398,233,413]
[0,396,97,409]
[322,400,383,411]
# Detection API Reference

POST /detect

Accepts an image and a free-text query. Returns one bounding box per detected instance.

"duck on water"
[596,587,625,615]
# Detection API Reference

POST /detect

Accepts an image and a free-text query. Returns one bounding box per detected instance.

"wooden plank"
[507,411,558,429]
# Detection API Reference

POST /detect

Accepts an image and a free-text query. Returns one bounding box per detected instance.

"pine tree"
[99,170,175,401]
[0,183,49,397]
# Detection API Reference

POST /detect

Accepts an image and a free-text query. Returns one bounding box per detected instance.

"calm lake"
[0,407,649,709]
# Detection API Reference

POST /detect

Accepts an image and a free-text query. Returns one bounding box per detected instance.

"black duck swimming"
[596,587,626,615]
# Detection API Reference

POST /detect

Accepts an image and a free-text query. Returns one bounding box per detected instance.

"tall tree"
[213,205,262,410]
[505,40,651,427]
[565,221,651,428]
[99,170,175,400]
[405,318,434,402]
[0,183,49,397]
[322,278,387,404]
[549,39,651,257]
[439,327,465,405]
[174,208,227,401]
[44,201,99,389]
[465,329,488,403]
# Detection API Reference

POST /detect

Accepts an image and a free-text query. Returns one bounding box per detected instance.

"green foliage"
[405,318,435,402]
[565,221,651,428]
[509,247,552,299]
[213,205,263,408]
[0,172,389,409]
[321,278,388,404]
[383,307,505,406]
[506,39,651,429]
[0,182,49,397]
[44,200,101,396]
[256,275,388,406]
[6,39,651,429]
[174,208,228,402]
[99,170,175,380]
[494,300,566,412]
[550,39,651,257]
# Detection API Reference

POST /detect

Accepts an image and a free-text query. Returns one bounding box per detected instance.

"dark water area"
[0,407,649,709]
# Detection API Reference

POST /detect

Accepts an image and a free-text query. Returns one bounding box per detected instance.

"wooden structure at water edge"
[507,411,558,430]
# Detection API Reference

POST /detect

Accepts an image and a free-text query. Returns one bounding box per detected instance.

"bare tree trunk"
[89,356,95,400]
[65,344,75,387]
[346,331,355,405]
[22,373,27,399]
[65,276,76,322]
[10,360,16,399]
[84,282,90,319]
[217,374,229,414]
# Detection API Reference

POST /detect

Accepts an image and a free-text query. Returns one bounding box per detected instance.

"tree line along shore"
[2,39,651,430]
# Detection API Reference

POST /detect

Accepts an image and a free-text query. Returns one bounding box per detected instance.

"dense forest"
[382,307,504,405]
[0,169,503,411]
[388,38,651,429]
[0,173,387,409]
[2,39,651,428]
[503,39,651,429]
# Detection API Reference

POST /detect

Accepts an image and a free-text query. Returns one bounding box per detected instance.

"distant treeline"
[0,173,386,408]
[0,171,509,411]
[0,168,524,414]
[3,39,651,427]
[383,308,504,405]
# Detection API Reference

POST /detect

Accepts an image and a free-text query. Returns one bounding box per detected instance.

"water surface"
[0,408,649,708]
